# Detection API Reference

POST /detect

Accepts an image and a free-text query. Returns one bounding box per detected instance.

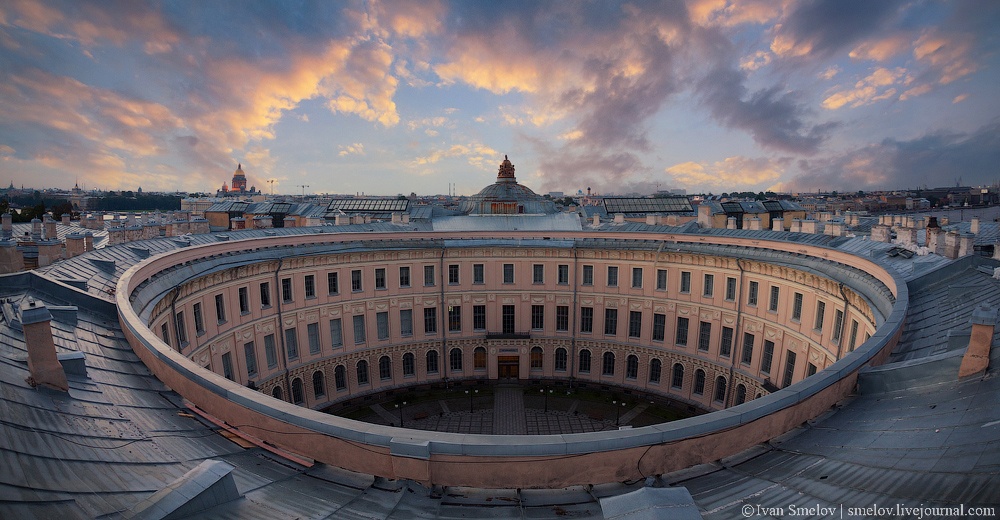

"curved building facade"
[119,226,904,488]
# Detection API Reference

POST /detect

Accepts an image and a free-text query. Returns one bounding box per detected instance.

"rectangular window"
[808,363,817,376]
[557,264,569,285]
[221,352,234,380]
[502,305,515,334]
[327,272,339,295]
[374,268,386,290]
[161,322,170,345]
[305,275,316,298]
[656,269,667,291]
[726,277,737,300]
[281,278,292,303]
[720,326,734,357]
[580,307,594,333]
[377,311,390,340]
[448,264,460,284]
[473,305,486,331]
[351,269,362,292]
[503,263,515,284]
[448,305,461,332]
[761,340,774,374]
[214,294,226,323]
[400,309,413,337]
[783,351,797,387]
[264,334,277,368]
[703,274,714,297]
[175,311,187,345]
[832,309,845,342]
[473,263,485,284]
[533,264,544,284]
[424,307,437,334]
[329,318,343,347]
[531,305,544,330]
[239,287,250,314]
[680,271,691,293]
[424,265,435,286]
[582,265,594,285]
[741,332,754,365]
[631,267,643,289]
[604,308,618,335]
[607,266,618,287]
[747,281,759,306]
[353,315,366,343]
[768,286,779,312]
[244,342,257,378]
[792,292,803,320]
[814,301,826,331]
[676,317,689,346]
[556,306,569,331]
[260,282,271,307]
[285,327,298,359]
[652,313,666,341]
[849,320,859,351]
[307,322,320,354]
[628,310,642,338]
[193,302,205,335]
[698,321,711,351]
[399,266,411,288]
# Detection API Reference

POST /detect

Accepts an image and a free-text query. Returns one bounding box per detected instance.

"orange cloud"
[913,32,976,84]
[665,156,785,189]
[690,0,787,27]
[849,34,911,61]
[411,143,499,172]
[821,67,909,110]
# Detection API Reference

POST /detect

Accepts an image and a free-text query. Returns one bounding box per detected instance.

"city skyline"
[0,1,998,196]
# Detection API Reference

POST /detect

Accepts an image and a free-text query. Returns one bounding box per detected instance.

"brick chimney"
[21,298,68,391]
[959,304,997,379]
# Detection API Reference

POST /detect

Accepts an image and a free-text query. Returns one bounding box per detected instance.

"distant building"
[216,163,260,197]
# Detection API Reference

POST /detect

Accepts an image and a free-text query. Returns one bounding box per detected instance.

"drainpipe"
[168,287,181,352]
[569,244,578,386]
[274,258,291,400]
[836,282,851,359]
[440,245,447,386]
[726,257,746,408]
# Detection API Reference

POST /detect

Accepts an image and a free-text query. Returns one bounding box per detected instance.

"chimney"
[2,213,11,239]
[44,215,57,240]
[959,304,996,379]
[61,213,70,226]
[971,217,980,234]
[21,298,68,391]
[772,217,784,231]
[31,218,42,241]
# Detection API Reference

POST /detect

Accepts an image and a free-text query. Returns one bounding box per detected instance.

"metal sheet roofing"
[603,197,693,214]
[327,198,409,213]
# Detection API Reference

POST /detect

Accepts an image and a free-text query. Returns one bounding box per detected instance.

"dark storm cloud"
[776,0,903,58]
[789,121,1000,191]
[699,65,837,154]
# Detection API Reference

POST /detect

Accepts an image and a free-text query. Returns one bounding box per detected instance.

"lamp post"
[613,399,626,426]
[540,388,553,412]
[394,401,407,427]
[465,389,478,412]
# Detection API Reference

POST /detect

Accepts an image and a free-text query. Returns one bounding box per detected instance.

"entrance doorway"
[498,356,519,379]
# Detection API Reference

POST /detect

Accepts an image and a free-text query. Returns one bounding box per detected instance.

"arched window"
[402,352,415,376]
[670,363,684,388]
[357,360,369,385]
[312,370,325,398]
[426,350,439,374]
[602,352,615,376]
[694,369,706,395]
[474,347,487,370]
[530,347,543,369]
[626,354,638,379]
[291,378,304,404]
[379,355,392,380]
[554,348,567,372]
[714,375,727,403]
[735,383,747,405]
[449,348,463,371]
[649,358,662,384]
[579,349,592,373]
[335,365,347,390]
[272,386,283,400]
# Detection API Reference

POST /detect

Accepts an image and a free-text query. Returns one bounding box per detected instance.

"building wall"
[150,245,879,413]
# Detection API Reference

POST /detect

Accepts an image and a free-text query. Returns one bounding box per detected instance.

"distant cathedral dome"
[232,163,248,192]
[460,156,557,215]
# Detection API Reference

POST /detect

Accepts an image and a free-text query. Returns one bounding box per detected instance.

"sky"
[0,1,998,197]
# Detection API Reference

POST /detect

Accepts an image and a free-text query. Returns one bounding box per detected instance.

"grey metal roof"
[9,224,1000,517]
[603,197,693,214]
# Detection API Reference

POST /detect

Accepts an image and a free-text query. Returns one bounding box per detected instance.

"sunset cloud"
[665,156,787,190]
